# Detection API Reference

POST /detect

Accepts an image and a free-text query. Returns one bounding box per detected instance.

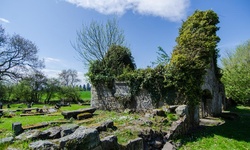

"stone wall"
[91,59,225,117]
[201,59,225,117]
[91,82,153,112]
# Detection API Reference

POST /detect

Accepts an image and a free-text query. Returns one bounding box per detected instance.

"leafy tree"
[88,45,135,87]
[12,80,32,102]
[0,81,7,101]
[221,40,250,105]
[44,78,60,104]
[0,25,44,80]
[58,69,80,87]
[58,86,80,102]
[170,10,220,108]
[72,18,126,66]
[86,83,91,91]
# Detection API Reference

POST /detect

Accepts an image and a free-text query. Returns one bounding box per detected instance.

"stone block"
[60,124,79,137]
[56,127,101,150]
[61,108,96,119]
[126,137,143,150]
[101,135,119,150]
[12,122,23,135]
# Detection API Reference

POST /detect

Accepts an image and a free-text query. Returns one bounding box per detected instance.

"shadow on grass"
[178,106,250,146]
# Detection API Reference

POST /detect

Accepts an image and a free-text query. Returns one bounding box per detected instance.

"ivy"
[170,10,220,107]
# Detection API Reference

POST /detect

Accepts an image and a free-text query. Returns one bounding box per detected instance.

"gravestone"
[0,101,2,109]
[12,122,23,135]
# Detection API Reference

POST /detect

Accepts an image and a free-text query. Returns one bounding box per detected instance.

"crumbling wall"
[91,82,153,111]
[201,59,225,117]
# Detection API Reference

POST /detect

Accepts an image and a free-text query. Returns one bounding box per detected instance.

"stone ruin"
[91,59,226,132]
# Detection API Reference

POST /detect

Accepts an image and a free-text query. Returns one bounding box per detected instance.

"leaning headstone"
[12,122,23,135]
[7,104,11,108]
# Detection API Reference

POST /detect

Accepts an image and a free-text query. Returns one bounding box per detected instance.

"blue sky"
[0,0,250,84]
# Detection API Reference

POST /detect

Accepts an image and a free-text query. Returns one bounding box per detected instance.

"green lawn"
[179,106,250,150]
[0,104,90,137]
[79,91,91,100]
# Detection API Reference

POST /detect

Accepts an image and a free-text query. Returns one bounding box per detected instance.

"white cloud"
[44,57,61,63]
[0,18,10,23]
[65,0,190,21]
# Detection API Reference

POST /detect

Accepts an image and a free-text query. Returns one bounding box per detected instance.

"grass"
[0,104,89,137]
[178,106,250,150]
[79,91,91,100]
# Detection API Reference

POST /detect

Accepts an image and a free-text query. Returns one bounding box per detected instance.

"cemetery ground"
[0,101,179,149]
[0,95,250,149]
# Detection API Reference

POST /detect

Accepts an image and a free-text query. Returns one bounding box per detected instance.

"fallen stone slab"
[15,129,41,141]
[60,124,79,137]
[54,126,101,150]
[41,126,62,139]
[199,118,225,126]
[61,107,96,119]
[20,113,45,117]
[22,122,49,130]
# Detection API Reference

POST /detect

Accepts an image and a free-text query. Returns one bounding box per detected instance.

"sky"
[0,0,250,84]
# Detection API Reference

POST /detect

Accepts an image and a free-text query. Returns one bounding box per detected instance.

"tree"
[58,86,81,102]
[0,81,7,101]
[221,40,250,105]
[58,69,80,87]
[12,80,32,102]
[44,78,60,104]
[86,83,91,91]
[87,45,136,87]
[83,84,86,91]
[0,25,44,80]
[72,18,126,66]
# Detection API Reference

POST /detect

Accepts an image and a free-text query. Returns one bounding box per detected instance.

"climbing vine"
[170,10,220,107]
